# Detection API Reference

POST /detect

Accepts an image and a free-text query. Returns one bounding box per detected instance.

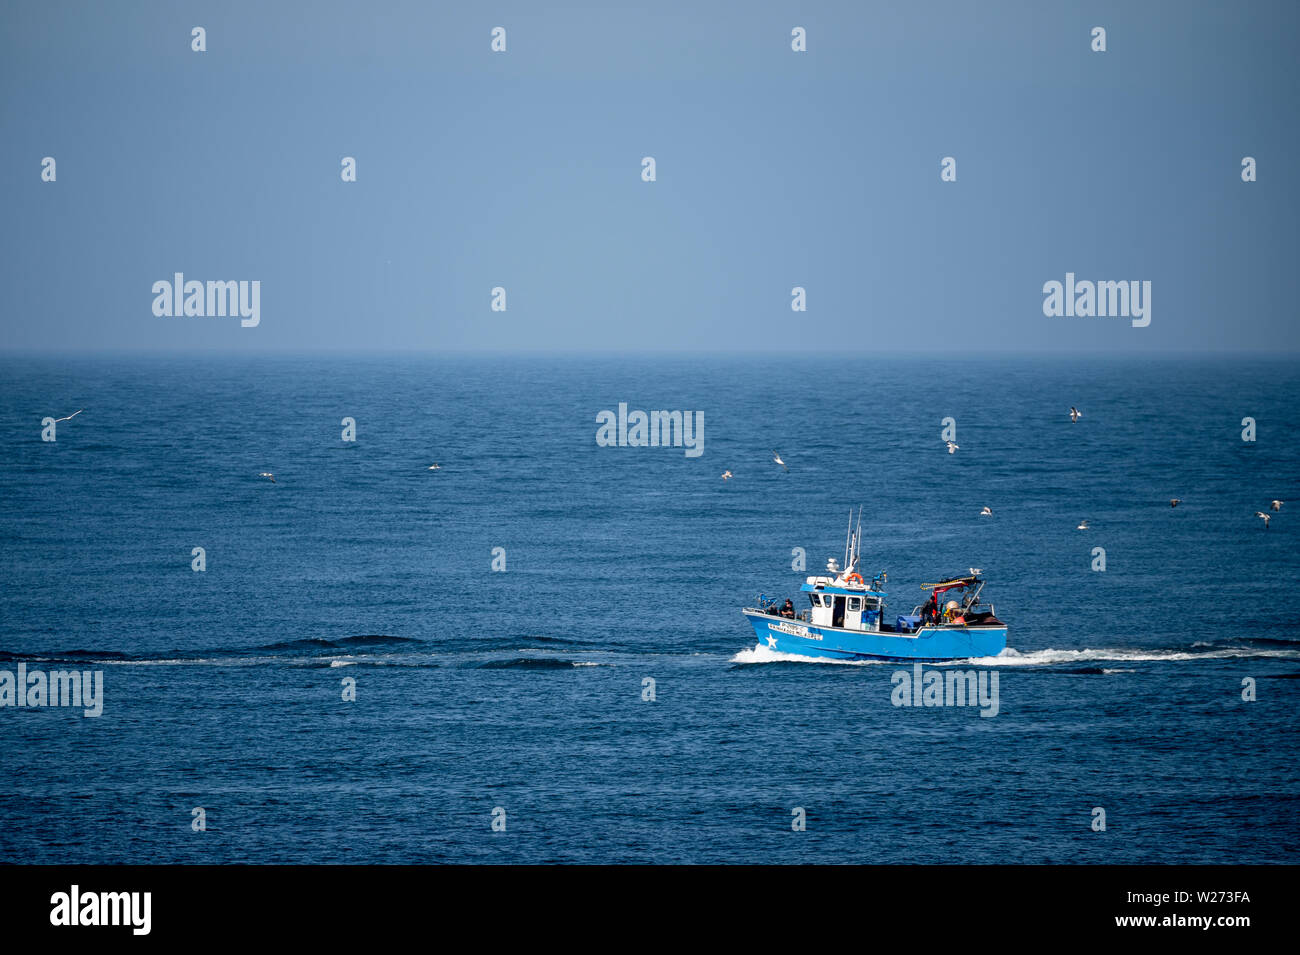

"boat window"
[847,596,861,612]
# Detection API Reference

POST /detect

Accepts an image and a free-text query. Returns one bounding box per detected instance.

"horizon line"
[1,346,1298,360]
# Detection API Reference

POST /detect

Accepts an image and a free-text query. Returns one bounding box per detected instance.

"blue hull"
[744,610,1007,661]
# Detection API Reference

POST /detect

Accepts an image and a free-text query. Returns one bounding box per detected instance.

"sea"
[1,353,1297,863]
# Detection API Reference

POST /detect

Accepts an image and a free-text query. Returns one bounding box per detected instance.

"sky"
[1,0,1297,354]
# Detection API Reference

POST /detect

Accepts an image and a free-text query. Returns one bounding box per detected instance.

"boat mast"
[853,506,863,571]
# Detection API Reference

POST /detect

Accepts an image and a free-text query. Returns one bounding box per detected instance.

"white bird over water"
[980,507,993,516]
[771,451,788,472]
[721,470,733,481]
[427,463,441,471]
[1170,499,1181,508]
[945,441,959,454]
[258,472,275,483]
[1270,500,1283,511]
[1076,519,1089,530]
[52,409,83,423]
[1255,511,1271,529]
[1069,406,1082,422]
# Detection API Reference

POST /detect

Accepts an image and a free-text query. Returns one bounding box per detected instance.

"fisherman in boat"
[922,594,938,624]
[781,598,796,618]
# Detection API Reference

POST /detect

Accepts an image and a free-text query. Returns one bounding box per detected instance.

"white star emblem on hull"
[766,635,778,648]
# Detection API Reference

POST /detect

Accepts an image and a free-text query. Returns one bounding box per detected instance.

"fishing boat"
[742,511,1008,661]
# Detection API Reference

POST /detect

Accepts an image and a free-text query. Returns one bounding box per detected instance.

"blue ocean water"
[0,354,1297,864]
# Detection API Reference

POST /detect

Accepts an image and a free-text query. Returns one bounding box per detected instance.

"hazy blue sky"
[2,0,1297,354]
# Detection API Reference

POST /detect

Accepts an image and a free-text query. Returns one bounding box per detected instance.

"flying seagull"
[771,451,788,472]
[1170,499,1181,508]
[1076,520,1089,530]
[427,463,441,471]
[258,472,276,483]
[1069,406,1082,422]
[52,409,83,423]
[980,507,993,516]
[721,470,733,481]
[945,441,959,454]
[1270,500,1283,511]
[1255,511,1271,529]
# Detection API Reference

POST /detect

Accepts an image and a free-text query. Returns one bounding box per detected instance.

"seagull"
[979,507,993,516]
[1069,406,1082,422]
[1270,500,1283,511]
[969,568,982,576]
[1255,511,1271,529]
[52,409,83,423]
[771,450,788,472]
[257,472,276,483]
[945,441,959,454]
[1170,499,1181,508]
[426,463,441,471]
[1076,520,1089,530]
[721,470,733,481]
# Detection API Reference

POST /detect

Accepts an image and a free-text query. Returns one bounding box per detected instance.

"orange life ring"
[845,573,864,585]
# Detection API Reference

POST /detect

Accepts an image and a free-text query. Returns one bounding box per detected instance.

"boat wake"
[732,643,1300,667]
[967,646,1300,666]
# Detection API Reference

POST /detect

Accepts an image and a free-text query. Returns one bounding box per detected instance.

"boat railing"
[744,606,810,623]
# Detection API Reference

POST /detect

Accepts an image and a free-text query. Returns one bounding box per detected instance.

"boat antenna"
[843,509,852,572]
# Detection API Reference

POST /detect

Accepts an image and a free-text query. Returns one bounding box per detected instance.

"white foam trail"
[963,646,1300,666]
[731,643,1300,667]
